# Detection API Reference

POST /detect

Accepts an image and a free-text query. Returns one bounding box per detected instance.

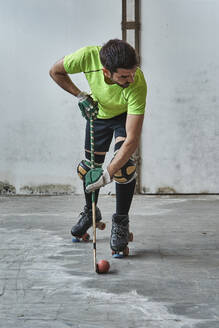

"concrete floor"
[0,194,219,328]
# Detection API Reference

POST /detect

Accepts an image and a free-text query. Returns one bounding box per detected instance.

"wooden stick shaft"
[92,194,96,271]
[90,116,97,272]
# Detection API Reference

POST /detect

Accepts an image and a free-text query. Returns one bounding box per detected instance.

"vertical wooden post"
[121,0,142,194]
[122,0,127,41]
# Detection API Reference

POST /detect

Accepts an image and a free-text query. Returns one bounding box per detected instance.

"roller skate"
[110,214,133,258]
[71,205,105,243]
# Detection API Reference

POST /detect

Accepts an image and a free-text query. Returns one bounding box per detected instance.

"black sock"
[83,180,100,209]
[115,179,136,215]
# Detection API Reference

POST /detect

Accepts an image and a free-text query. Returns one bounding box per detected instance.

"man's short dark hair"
[99,39,138,74]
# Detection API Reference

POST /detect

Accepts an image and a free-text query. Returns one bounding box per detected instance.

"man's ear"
[102,67,111,78]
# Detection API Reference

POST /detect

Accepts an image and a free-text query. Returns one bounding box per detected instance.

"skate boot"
[71,205,105,242]
[110,214,133,258]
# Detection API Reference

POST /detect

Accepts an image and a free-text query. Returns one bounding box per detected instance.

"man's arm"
[107,114,144,177]
[49,58,81,96]
[50,58,99,120]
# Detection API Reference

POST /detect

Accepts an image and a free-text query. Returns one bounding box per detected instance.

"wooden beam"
[122,0,127,41]
[122,21,140,30]
[121,0,142,194]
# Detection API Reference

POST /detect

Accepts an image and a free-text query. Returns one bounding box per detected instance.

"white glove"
[85,168,112,193]
[76,91,89,101]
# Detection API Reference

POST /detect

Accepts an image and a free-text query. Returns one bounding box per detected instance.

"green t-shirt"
[64,46,147,119]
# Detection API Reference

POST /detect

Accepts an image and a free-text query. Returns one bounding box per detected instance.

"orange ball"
[97,260,110,274]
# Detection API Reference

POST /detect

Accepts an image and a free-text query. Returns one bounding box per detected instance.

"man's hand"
[85,168,112,193]
[77,92,99,120]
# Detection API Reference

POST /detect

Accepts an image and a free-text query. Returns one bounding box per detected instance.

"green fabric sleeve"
[125,69,147,115]
[63,46,102,74]
[63,47,86,74]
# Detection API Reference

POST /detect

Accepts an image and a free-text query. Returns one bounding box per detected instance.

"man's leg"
[115,180,136,214]
[110,137,136,253]
[71,118,113,239]
[71,151,105,239]
[114,138,136,215]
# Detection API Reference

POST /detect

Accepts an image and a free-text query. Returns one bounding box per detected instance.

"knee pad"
[77,160,91,180]
[77,159,103,180]
[113,157,137,184]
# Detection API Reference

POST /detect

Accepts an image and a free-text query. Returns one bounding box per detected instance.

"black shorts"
[85,112,127,152]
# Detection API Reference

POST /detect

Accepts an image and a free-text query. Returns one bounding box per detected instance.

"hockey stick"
[90,115,98,273]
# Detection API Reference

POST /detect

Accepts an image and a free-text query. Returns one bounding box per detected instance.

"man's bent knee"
[113,139,137,184]
[113,157,136,184]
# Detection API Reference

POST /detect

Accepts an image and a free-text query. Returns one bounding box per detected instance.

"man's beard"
[114,81,130,88]
[107,74,130,88]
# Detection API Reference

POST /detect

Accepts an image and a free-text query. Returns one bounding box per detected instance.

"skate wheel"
[112,252,124,259]
[129,232,133,242]
[82,233,90,242]
[112,250,124,258]
[72,237,80,243]
[123,246,129,256]
[97,222,106,230]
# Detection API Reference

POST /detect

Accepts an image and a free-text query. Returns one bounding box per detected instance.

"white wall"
[1,0,219,194]
[141,0,219,193]
[0,0,121,194]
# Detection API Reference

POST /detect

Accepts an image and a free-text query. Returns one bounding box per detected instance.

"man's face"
[104,67,137,88]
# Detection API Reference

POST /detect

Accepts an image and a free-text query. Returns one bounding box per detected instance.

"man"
[49,39,147,255]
